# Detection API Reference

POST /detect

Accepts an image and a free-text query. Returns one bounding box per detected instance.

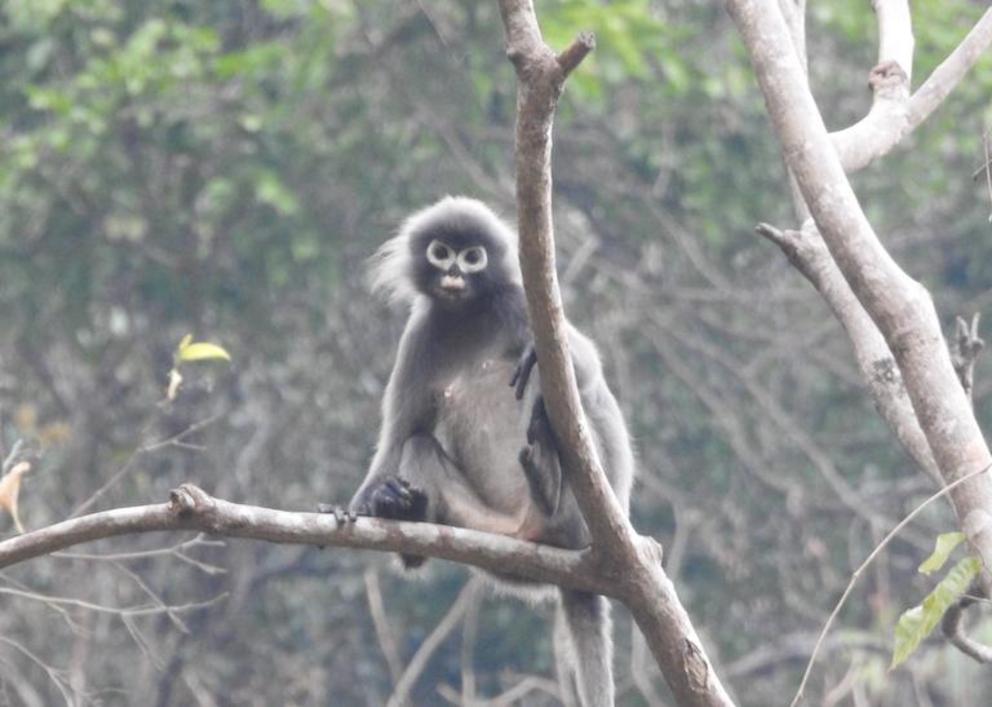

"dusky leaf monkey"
[343,196,634,707]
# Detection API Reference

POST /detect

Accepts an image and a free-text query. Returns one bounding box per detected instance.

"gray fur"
[350,197,634,707]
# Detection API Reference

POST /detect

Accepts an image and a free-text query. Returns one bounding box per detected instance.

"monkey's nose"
[440,274,466,291]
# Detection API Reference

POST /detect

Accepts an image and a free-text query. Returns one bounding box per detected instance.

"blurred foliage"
[0,0,991,705]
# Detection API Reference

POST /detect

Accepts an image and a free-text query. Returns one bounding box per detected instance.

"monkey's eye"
[426,240,455,270]
[457,246,488,273]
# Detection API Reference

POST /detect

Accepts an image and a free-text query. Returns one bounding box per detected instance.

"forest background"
[1,0,991,705]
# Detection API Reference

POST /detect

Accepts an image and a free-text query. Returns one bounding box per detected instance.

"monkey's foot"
[509,343,538,400]
[368,477,429,522]
[316,504,359,524]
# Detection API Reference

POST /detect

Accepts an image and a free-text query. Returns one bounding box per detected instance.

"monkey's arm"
[349,315,434,515]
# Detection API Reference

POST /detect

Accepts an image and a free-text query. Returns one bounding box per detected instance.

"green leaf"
[918,532,966,575]
[891,556,982,668]
[178,342,232,364]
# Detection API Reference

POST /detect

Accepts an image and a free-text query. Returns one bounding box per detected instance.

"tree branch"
[755,221,940,482]
[729,0,992,690]
[0,484,599,591]
[496,2,734,705]
[942,593,992,664]
[832,7,992,171]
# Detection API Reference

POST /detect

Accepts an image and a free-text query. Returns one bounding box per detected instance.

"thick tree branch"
[496,2,734,705]
[496,0,628,552]
[728,0,992,684]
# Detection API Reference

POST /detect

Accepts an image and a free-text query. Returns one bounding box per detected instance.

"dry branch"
[728,0,992,573]
[755,221,940,482]
[729,0,992,693]
[832,7,992,171]
[496,2,734,705]
[0,484,597,590]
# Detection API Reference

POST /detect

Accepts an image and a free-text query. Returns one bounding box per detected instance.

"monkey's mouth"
[436,274,468,299]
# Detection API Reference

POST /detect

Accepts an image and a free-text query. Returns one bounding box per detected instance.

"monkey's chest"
[432,358,530,509]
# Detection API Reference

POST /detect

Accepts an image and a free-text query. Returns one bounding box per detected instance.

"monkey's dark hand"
[366,477,429,522]
[509,343,537,400]
[363,477,430,569]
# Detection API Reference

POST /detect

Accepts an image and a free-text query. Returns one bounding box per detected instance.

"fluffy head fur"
[368,196,521,307]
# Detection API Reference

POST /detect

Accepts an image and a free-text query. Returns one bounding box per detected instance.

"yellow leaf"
[0,462,31,533]
[177,342,232,363]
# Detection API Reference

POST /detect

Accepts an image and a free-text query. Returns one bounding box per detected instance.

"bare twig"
[364,567,404,688]
[55,534,226,575]
[0,585,227,619]
[0,637,74,706]
[70,414,222,519]
[385,577,480,707]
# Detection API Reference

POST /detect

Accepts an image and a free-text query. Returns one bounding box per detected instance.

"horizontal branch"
[0,484,603,593]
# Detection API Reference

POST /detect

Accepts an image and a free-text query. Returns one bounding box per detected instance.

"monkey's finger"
[509,368,520,388]
[385,478,413,500]
[527,397,548,445]
[511,347,538,400]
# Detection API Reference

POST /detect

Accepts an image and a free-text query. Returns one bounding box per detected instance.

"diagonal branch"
[729,0,992,691]
[755,221,940,482]
[496,2,734,705]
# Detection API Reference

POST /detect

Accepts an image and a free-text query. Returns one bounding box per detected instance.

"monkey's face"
[415,237,501,306]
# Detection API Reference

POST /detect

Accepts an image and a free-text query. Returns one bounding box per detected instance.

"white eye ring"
[426,240,456,270]
[457,246,488,273]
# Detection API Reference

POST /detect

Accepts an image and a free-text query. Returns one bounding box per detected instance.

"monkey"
[341,196,635,707]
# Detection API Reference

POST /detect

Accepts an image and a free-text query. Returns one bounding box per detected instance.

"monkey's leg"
[560,589,614,707]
